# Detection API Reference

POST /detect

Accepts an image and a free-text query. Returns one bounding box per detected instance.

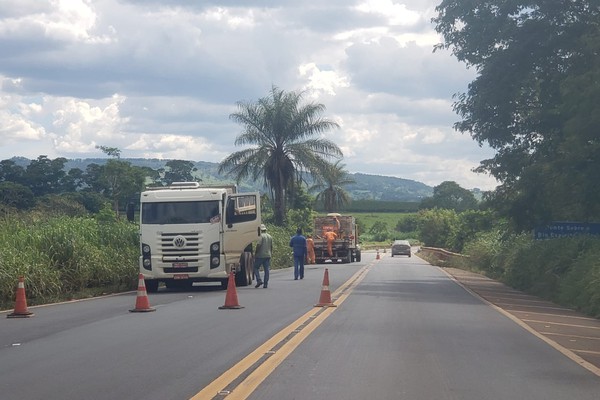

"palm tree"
[311,160,355,212]
[219,86,342,225]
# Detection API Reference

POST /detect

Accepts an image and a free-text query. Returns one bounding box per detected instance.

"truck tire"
[221,279,228,290]
[356,251,361,262]
[235,268,249,287]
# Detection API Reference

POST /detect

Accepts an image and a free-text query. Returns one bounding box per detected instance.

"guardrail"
[417,246,468,267]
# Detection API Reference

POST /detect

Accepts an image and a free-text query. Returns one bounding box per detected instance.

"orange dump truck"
[312,213,361,263]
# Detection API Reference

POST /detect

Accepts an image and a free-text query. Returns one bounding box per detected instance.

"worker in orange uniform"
[323,228,337,258]
[306,234,315,264]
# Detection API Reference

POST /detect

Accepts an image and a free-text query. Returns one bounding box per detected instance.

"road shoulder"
[441,266,600,377]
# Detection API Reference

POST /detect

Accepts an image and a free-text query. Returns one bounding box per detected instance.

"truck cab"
[138,182,261,291]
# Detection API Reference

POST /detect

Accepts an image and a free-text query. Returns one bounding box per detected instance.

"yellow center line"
[190,262,373,400]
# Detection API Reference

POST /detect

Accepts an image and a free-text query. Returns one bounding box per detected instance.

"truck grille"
[159,232,201,262]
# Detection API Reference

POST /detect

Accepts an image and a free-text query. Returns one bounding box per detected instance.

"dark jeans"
[254,257,270,285]
[293,255,305,279]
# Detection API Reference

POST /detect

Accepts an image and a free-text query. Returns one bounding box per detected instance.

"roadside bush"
[0,214,138,309]
[286,208,317,236]
[395,214,419,233]
[451,210,496,253]
[559,241,600,317]
[368,221,391,242]
[417,208,459,249]
[462,229,504,276]
[265,224,294,270]
[462,232,600,318]
[33,194,89,218]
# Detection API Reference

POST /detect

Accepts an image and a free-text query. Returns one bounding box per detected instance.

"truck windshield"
[141,200,220,224]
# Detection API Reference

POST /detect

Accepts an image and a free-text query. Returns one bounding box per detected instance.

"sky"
[0,0,499,191]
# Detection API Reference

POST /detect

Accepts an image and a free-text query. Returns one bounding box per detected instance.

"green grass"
[352,212,414,231]
[0,214,139,310]
[351,211,420,246]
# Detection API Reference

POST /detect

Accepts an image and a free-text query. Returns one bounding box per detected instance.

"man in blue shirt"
[289,228,307,280]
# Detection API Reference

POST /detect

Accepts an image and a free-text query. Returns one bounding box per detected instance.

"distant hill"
[345,173,432,201]
[11,157,434,202]
[76,159,434,202]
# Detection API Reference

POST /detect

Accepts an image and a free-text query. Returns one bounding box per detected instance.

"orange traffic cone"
[130,274,156,313]
[7,276,34,318]
[376,250,380,260]
[315,268,337,307]
[219,271,244,310]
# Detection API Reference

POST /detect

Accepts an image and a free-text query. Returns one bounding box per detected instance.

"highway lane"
[0,260,364,400]
[2,252,599,399]
[245,253,600,400]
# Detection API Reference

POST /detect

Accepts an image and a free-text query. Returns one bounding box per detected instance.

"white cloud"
[0,0,498,190]
[0,0,113,44]
[355,0,421,26]
[299,63,350,96]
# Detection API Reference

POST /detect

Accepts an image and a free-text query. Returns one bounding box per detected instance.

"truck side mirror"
[126,202,135,222]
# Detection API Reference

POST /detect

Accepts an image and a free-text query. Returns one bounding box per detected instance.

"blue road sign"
[534,222,600,240]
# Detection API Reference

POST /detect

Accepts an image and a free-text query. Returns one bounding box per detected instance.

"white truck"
[138,182,261,292]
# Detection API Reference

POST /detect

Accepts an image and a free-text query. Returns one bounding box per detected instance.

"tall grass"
[0,214,139,310]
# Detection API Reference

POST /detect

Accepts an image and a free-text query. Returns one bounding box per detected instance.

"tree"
[0,160,25,183]
[61,168,86,192]
[311,160,355,212]
[102,159,145,218]
[219,86,342,225]
[418,208,460,249]
[96,145,121,159]
[420,181,478,212]
[83,163,109,194]
[0,182,35,210]
[24,156,68,196]
[95,146,146,218]
[164,160,197,185]
[433,1,600,229]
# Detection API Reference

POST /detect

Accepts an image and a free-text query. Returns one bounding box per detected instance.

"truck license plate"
[173,274,189,280]
[172,262,188,268]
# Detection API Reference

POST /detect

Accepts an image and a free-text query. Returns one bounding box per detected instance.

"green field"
[351,211,411,229]
[350,211,419,245]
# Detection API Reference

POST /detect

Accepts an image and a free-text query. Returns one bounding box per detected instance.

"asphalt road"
[1,251,599,400]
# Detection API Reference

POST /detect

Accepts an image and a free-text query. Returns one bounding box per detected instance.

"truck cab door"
[224,193,261,258]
